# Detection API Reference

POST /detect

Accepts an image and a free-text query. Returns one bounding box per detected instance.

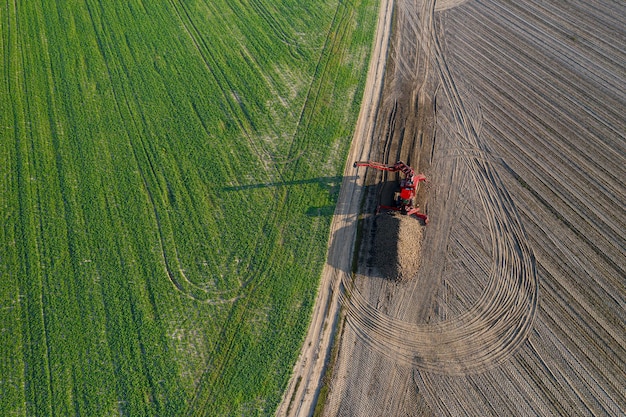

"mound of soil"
[371,212,423,281]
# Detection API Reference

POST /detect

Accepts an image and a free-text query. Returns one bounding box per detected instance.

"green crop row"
[1,0,378,415]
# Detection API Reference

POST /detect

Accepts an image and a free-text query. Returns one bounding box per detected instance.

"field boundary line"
[275,0,394,414]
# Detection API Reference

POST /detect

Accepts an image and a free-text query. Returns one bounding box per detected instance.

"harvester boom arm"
[353,160,414,176]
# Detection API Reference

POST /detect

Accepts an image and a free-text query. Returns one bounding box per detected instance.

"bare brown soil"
[279,0,625,415]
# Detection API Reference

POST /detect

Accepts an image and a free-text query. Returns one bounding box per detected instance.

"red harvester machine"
[353,160,428,223]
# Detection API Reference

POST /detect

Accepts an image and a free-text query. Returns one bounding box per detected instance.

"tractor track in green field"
[167,0,273,171]
[86,0,226,304]
[165,0,286,302]
[179,2,365,410]
[285,3,347,168]
[89,0,252,304]
[10,2,55,413]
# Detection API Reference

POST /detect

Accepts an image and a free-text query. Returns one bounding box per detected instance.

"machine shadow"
[222,175,360,217]
[222,176,345,191]
[327,177,426,280]
[224,175,420,281]
[326,212,404,280]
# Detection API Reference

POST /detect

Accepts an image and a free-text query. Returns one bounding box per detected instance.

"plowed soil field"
[279,0,625,415]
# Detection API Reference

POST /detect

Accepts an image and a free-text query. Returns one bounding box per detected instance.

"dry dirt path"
[275,0,395,414]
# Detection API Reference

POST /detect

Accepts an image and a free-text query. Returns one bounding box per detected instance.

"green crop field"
[0,0,377,415]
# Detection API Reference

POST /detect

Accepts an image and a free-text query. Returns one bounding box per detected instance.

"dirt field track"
[278,0,625,415]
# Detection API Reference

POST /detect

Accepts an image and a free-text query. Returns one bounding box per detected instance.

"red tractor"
[353,160,428,223]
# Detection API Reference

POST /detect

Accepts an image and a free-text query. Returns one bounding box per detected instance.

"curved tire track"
[339,0,538,375]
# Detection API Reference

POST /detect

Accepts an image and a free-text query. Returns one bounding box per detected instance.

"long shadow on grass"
[223,175,413,279]
[222,175,346,191]
[222,175,360,217]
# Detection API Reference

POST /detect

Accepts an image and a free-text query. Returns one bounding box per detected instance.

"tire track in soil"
[339,0,538,375]
[444,18,626,276]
